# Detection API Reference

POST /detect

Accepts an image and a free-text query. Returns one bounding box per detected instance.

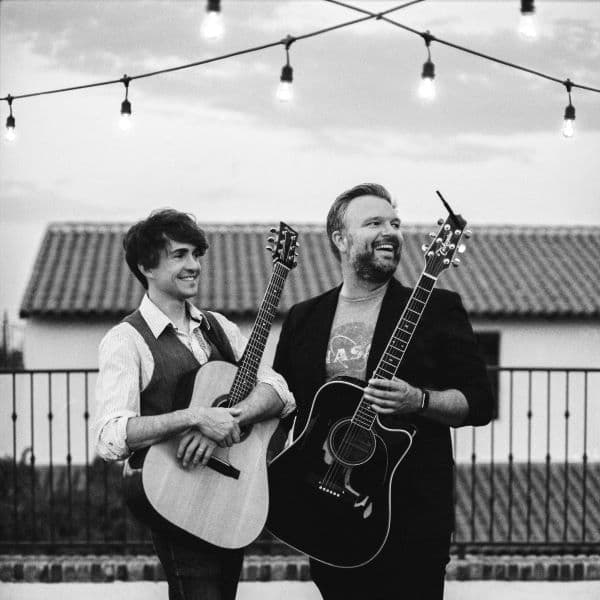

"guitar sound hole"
[328,419,376,466]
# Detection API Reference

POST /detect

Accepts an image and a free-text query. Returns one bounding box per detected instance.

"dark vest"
[122,309,237,416]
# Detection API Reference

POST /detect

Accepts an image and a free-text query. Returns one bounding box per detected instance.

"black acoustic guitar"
[266,201,469,567]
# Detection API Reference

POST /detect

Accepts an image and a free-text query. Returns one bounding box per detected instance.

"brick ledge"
[1,554,599,582]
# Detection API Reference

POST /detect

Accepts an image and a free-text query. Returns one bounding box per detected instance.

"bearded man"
[273,183,493,600]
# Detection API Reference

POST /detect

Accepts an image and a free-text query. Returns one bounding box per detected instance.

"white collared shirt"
[93,295,295,461]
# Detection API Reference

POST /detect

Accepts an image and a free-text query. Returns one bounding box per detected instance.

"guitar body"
[124,360,278,548]
[266,378,417,568]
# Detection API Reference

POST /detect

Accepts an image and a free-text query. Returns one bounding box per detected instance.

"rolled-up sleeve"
[211,312,296,417]
[93,325,143,461]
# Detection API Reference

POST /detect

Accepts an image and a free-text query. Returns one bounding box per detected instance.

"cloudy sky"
[1,0,599,320]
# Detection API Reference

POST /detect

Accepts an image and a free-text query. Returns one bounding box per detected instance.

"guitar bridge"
[317,481,342,498]
[207,457,240,479]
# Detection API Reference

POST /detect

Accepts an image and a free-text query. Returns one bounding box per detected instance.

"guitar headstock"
[421,212,470,278]
[267,222,299,269]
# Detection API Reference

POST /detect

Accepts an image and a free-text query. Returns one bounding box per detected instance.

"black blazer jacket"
[273,277,493,539]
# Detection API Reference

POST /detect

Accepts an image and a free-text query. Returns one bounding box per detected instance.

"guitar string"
[319,253,445,491]
[228,264,288,405]
[319,279,437,491]
[228,260,291,407]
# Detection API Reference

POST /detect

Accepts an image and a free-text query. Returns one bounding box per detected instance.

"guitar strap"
[200,311,237,365]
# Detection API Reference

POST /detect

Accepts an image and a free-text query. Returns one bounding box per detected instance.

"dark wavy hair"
[326,183,393,261]
[123,209,209,289]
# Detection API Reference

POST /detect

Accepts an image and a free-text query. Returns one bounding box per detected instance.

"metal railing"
[0,367,598,555]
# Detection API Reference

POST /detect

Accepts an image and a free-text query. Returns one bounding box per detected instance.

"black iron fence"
[0,367,598,555]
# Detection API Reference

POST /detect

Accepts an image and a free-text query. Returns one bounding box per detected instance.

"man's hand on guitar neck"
[364,377,469,427]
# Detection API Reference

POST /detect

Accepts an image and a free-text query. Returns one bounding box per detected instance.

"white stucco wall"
[23,318,117,370]
[8,316,599,464]
[473,318,600,369]
[453,319,600,463]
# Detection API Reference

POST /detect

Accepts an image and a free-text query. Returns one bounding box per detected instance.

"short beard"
[352,250,400,283]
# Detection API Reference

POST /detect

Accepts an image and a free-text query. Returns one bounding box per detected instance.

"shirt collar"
[139,295,209,338]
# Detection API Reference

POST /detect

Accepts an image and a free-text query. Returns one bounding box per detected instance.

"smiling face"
[333,195,403,283]
[140,238,202,302]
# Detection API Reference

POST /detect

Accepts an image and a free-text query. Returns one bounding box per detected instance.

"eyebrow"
[168,246,190,255]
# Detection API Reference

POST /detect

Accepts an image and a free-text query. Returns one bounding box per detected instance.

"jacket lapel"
[302,285,342,387]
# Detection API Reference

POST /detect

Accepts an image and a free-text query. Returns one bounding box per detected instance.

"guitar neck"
[352,273,437,430]
[228,261,291,404]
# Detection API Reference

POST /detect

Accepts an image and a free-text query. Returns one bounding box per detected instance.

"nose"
[383,221,402,238]
[185,253,201,271]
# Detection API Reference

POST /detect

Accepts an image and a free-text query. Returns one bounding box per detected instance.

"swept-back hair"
[123,209,209,289]
[326,183,393,261]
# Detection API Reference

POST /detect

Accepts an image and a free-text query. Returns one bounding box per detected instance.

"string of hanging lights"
[2,0,598,142]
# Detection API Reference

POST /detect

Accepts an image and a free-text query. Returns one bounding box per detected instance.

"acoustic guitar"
[123,222,299,548]
[266,202,469,567]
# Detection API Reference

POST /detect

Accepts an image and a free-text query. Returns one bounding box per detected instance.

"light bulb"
[518,13,537,39]
[4,115,16,141]
[562,118,574,138]
[276,81,293,102]
[562,103,575,138]
[119,113,132,131]
[418,77,436,101]
[277,63,293,102]
[418,59,436,101]
[201,11,224,40]
[120,98,132,131]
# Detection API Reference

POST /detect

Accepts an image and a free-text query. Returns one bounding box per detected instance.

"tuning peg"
[458,243,466,253]
[267,236,275,243]
[452,258,461,266]
[421,244,429,252]
[449,244,456,250]
[443,224,451,231]
[464,229,472,238]
[428,232,436,238]
[443,258,450,265]
[266,245,274,252]
[437,218,444,225]
[270,227,277,233]
[295,242,300,247]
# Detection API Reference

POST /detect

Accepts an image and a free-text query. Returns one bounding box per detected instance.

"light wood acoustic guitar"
[267,196,470,567]
[123,222,299,548]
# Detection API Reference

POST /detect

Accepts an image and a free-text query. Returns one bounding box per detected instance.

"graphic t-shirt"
[325,284,387,382]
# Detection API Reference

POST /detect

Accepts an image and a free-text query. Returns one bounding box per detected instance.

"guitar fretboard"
[351,274,437,430]
[228,261,290,404]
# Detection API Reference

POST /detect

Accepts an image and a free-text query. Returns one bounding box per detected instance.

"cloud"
[313,128,530,164]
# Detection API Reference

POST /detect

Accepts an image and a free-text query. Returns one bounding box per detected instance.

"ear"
[331,230,348,256]
[138,263,154,281]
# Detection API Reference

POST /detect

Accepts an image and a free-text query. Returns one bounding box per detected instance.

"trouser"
[151,530,244,600]
[309,535,451,600]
